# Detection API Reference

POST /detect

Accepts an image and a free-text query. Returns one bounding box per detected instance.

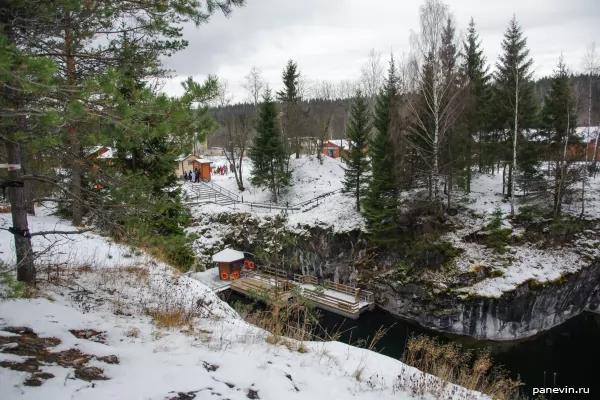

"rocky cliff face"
[192,212,600,341]
[381,261,600,340]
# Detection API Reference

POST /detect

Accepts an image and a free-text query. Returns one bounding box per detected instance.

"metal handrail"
[291,188,343,209]
[199,180,240,201]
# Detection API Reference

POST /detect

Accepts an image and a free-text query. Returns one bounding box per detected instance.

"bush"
[401,334,523,400]
[547,217,586,238]
[405,234,461,270]
[148,233,198,271]
[514,205,549,224]
[482,206,512,254]
[1,265,24,299]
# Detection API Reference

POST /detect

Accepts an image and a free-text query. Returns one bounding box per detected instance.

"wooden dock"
[228,265,375,319]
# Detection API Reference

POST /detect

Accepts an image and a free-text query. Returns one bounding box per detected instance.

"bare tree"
[336,79,359,100]
[223,107,253,190]
[360,48,385,101]
[311,80,337,163]
[406,0,461,215]
[242,66,265,107]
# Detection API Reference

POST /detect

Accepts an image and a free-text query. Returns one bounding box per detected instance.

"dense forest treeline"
[208,73,600,147]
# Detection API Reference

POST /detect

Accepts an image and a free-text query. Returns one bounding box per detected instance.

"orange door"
[201,163,211,181]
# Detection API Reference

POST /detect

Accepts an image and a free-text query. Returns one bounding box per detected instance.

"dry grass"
[124,327,140,338]
[399,335,523,400]
[123,266,150,282]
[353,352,369,381]
[148,306,195,330]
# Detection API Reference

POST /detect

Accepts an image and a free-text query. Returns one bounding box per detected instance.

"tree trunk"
[66,25,83,226]
[432,75,441,216]
[6,141,35,283]
[555,111,570,218]
[356,176,360,212]
[1,10,34,283]
[592,125,600,175]
[466,133,472,193]
[511,72,519,216]
[20,146,35,215]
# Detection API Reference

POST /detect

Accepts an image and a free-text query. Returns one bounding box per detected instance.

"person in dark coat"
[183,171,188,181]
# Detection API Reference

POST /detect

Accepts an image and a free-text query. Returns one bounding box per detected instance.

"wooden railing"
[256,266,374,305]
[302,288,360,315]
[259,265,290,279]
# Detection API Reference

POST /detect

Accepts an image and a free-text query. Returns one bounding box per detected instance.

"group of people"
[183,164,233,183]
[212,165,229,175]
[184,169,201,183]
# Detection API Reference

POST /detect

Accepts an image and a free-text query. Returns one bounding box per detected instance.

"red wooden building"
[321,140,367,159]
[212,248,254,280]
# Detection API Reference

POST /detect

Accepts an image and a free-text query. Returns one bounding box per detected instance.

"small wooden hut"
[212,248,245,280]
[199,160,213,181]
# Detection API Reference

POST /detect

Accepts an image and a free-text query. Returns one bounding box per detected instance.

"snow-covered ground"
[182,155,364,232]
[447,172,600,298]
[0,211,487,400]
[184,154,600,300]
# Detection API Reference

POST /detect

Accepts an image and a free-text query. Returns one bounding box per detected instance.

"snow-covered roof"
[212,248,245,263]
[88,146,117,159]
[325,140,351,150]
[176,154,201,162]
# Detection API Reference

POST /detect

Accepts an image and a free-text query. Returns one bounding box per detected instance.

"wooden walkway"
[229,265,375,319]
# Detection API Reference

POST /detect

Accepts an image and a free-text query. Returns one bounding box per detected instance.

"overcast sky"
[160,0,598,102]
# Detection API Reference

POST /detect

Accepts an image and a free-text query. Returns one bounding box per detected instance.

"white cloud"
[160,0,599,100]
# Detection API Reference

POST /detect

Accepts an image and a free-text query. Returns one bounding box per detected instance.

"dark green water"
[223,291,599,399]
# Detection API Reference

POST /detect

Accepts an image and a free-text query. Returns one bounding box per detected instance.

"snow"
[182,152,600,299]
[444,172,600,298]
[0,211,486,400]
[183,155,364,233]
[212,248,245,263]
[87,146,117,159]
[189,267,231,292]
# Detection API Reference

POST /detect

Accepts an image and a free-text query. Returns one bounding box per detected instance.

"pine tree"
[461,17,491,191]
[439,16,461,208]
[493,15,537,214]
[276,60,302,159]
[342,90,371,211]
[541,56,579,217]
[362,57,399,244]
[249,89,291,203]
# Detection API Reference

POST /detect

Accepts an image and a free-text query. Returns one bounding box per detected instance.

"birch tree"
[243,66,265,107]
[542,56,579,217]
[360,48,384,102]
[407,0,461,216]
[493,15,535,216]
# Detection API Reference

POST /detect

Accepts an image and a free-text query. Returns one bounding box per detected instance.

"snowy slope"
[183,155,364,232]
[0,212,487,400]
[184,153,600,299]
[445,173,600,298]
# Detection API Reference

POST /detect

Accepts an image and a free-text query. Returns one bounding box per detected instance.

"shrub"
[401,334,523,400]
[547,217,586,238]
[1,264,24,299]
[405,234,461,270]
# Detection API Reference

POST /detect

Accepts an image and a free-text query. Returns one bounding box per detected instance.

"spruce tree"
[342,90,371,212]
[461,17,491,191]
[493,15,537,212]
[541,56,579,217]
[276,60,302,159]
[362,57,399,244]
[249,89,291,203]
